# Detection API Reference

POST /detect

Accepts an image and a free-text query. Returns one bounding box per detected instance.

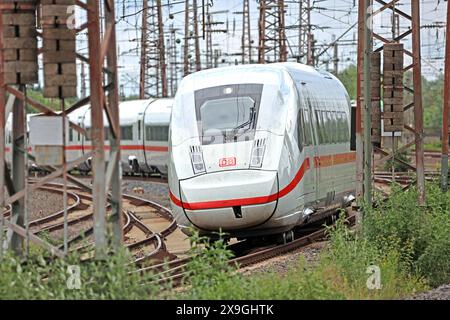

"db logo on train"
[219,157,236,167]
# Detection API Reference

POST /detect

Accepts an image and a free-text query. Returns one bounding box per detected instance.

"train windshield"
[195,84,263,145]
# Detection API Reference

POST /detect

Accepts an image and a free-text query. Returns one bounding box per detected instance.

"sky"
[75,1,449,97]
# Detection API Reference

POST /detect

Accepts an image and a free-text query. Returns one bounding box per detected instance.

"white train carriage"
[66,98,172,175]
[169,62,356,241]
[4,114,35,171]
[4,98,173,176]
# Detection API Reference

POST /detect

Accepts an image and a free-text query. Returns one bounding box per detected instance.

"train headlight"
[250,144,266,168]
[190,147,206,174]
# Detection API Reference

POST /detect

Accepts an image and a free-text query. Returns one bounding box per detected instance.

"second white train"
[4,98,173,176]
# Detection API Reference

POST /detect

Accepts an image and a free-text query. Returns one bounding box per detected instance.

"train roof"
[65,98,173,127]
[178,62,347,95]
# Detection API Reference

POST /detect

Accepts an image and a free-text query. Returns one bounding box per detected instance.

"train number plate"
[219,157,236,167]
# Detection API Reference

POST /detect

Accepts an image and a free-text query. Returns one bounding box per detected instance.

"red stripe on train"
[170,157,310,210]
[170,152,355,210]
[5,145,168,152]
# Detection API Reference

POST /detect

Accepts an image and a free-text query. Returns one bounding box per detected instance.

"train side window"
[343,112,350,141]
[330,112,338,144]
[296,110,304,152]
[314,111,323,144]
[104,127,110,141]
[146,125,169,142]
[320,111,329,144]
[69,128,73,142]
[341,112,348,142]
[121,125,133,140]
[303,108,312,145]
[138,121,142,140]
[85,128,91,141]
[336,112,343,143]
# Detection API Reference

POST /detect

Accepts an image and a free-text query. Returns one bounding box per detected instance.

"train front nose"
[179,170,278,231]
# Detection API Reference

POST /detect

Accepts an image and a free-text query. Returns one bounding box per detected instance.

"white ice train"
[4,98,173,176]
[169,63,356,241]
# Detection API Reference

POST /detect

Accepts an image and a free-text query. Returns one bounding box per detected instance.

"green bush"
[1,183,446,299]
[383,151,411,172]
[362,183,450,286]
[179,230,237,299]
[176,216,427,300]
[0,249,159,299]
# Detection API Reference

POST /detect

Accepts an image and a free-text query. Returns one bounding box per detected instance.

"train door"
[142,100,157,173]
[81,106,92,155]
[300,84,320,200]
[137,112,146,172]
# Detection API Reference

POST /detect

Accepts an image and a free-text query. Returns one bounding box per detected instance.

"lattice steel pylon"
[258,0,287,64]
[0,0,123,259]
[205,7,227,70]
[356,0,426,205]
[297,0,314,65]
[241,0,252,64]
[167,25,180,97]
[184,0,201,76]
[139,0,168,99]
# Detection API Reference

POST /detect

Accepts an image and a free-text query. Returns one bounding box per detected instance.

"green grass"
[175,183,448,300]
[0,183,448,300]
[423,142,442,152]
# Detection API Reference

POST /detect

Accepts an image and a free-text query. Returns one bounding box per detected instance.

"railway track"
[137,206,356,288]
[2,180,186,264]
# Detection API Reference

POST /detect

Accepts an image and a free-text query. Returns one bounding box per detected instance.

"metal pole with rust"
[441,0,450,192]
[363,0,373,205]
[0,9,5,257]
[183,0,190,75]
[156,0,168,97]
[104,0,124,250]
[193,0,201,72]
[411,1,426,205]
[258,0,266,64]
[355,0,365,202]
[9,87,25,255]
[278,0,287,62]
[87,0,107,258]
[139,0,148,99]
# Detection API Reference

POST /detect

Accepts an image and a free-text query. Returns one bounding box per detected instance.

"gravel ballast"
[28,189,65,221]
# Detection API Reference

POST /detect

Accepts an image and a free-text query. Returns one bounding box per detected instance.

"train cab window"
[121,125,133,140]
[194,84,263,145]
[146,125,169,141]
